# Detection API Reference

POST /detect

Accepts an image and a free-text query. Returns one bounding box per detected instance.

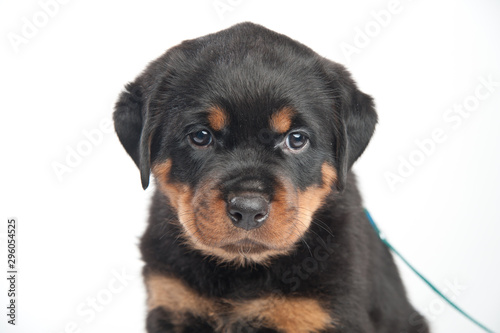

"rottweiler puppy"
[114,22,429,333]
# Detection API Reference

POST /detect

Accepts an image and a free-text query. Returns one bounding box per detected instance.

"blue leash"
[364,208,495,333]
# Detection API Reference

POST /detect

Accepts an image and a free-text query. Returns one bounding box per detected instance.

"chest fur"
[146,274,336,333]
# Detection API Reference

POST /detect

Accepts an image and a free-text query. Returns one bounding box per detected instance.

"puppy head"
[114,23,377,265]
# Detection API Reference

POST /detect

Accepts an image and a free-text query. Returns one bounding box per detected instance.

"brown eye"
[286,132,308,150]
[189,130,213,147]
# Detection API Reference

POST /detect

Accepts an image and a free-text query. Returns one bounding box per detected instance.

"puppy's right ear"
[113,81,152,189]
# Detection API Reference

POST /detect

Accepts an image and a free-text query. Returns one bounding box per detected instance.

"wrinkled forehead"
[157,61,334,139]
[203,104,296,137]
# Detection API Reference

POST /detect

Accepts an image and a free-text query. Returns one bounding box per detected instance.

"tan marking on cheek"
[261,180,299,247]
[191,191,229,244]
[207,105,228,131]
[152,160,199,244]
[233,296,335,333]
[270,107,295,133]
[152,160,192,212]
[296,163,337,232]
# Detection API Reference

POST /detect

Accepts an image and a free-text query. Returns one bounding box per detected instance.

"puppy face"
[114,23,377,265]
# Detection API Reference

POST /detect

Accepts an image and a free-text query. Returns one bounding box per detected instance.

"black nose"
[227,196,269,230]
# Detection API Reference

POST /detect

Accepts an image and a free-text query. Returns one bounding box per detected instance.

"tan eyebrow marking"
[207,105,229,131]
[270,107,295,133]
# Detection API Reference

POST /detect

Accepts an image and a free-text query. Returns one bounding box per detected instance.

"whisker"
[293,210,335,238]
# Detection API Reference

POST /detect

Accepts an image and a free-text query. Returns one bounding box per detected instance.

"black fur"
[114,22,428,333]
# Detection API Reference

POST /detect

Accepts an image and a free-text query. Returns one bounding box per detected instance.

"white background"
[1,0,499,332]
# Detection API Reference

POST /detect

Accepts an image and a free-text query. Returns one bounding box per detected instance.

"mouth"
[220,238,270,254]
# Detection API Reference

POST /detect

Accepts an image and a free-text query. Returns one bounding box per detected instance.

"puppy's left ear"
[323,60,378,191]
[113,80,154,189]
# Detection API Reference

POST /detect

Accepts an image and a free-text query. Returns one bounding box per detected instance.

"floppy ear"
[113,81,153,189]
[323,60,378,191]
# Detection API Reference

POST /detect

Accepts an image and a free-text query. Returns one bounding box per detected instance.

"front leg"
[146,307,216,333]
